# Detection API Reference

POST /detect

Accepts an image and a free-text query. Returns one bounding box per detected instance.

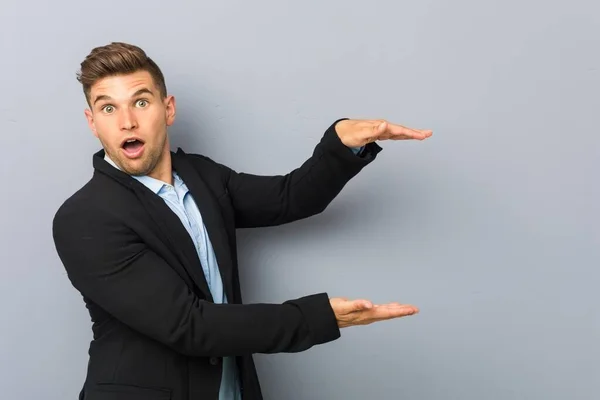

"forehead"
[91,70,157,99]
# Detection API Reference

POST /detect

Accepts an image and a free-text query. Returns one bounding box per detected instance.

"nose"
[119,108,138,131]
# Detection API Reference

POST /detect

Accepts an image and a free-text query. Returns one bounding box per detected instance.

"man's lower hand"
[329,297,419,328]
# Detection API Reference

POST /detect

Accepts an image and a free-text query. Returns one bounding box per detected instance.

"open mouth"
[121,138,145,158]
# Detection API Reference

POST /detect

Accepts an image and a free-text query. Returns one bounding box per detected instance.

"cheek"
[94,120,119,144]
[149,114,168,136]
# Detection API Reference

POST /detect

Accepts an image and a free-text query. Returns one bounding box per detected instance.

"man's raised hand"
[335,119,433,148]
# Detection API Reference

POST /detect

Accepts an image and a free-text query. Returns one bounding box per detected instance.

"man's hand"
[335,119,432,148]
[329,297,419,328]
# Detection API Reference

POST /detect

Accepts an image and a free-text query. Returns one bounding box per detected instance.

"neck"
[147,149,173,185]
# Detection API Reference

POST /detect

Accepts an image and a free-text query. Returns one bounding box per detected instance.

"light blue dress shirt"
[103,144,363,399]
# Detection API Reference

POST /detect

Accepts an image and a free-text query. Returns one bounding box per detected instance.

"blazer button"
[209,357,219,365]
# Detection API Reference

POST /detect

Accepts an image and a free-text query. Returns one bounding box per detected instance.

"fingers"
[368,304,419,321]
[388,123,432,140]
[367,119,432,141]
[381,303,419,313]
[373,301,402,307]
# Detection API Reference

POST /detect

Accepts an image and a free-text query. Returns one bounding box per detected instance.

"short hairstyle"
[76,42,168,104]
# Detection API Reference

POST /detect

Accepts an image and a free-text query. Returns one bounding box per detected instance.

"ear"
[164,95,176,126]
[84,109,99,138]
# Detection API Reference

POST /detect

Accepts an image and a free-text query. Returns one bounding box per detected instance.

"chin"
[125,163,153,177]
[113,156,146,175]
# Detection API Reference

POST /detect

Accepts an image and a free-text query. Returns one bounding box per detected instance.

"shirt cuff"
[350,146,365,156]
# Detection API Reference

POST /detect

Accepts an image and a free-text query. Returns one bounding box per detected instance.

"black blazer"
[52,119,382,400]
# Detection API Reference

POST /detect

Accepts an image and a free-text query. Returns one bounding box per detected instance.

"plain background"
[1,1,598,399]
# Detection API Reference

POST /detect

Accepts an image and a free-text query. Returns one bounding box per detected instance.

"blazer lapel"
[92,150,214,302]
[171,150,235,303]
[131,183,215,302]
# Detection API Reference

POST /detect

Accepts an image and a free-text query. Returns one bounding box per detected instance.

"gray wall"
[1,1,598,399]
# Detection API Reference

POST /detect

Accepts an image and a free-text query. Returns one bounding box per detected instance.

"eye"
[102,105,115,114]
[136,99,149,107]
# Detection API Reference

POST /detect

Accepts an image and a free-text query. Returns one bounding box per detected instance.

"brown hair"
[77,42,168,104]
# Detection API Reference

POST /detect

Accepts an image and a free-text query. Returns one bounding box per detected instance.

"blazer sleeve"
[199,118,382,229]
[52,203,341,358]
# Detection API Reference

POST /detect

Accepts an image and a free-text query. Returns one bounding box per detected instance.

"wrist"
[334,119,360,147]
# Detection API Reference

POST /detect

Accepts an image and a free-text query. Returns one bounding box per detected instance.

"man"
[52,42,432,400]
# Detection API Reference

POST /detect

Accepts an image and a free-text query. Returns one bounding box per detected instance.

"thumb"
[347,299,373,312]
[373,120,387,137]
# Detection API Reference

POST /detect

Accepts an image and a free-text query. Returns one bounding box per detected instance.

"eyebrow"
[93,88,155,105]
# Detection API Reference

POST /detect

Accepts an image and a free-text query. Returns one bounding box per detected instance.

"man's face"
[84,70,176,177]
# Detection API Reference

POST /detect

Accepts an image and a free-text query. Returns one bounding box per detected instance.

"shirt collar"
[104,154,170,195]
